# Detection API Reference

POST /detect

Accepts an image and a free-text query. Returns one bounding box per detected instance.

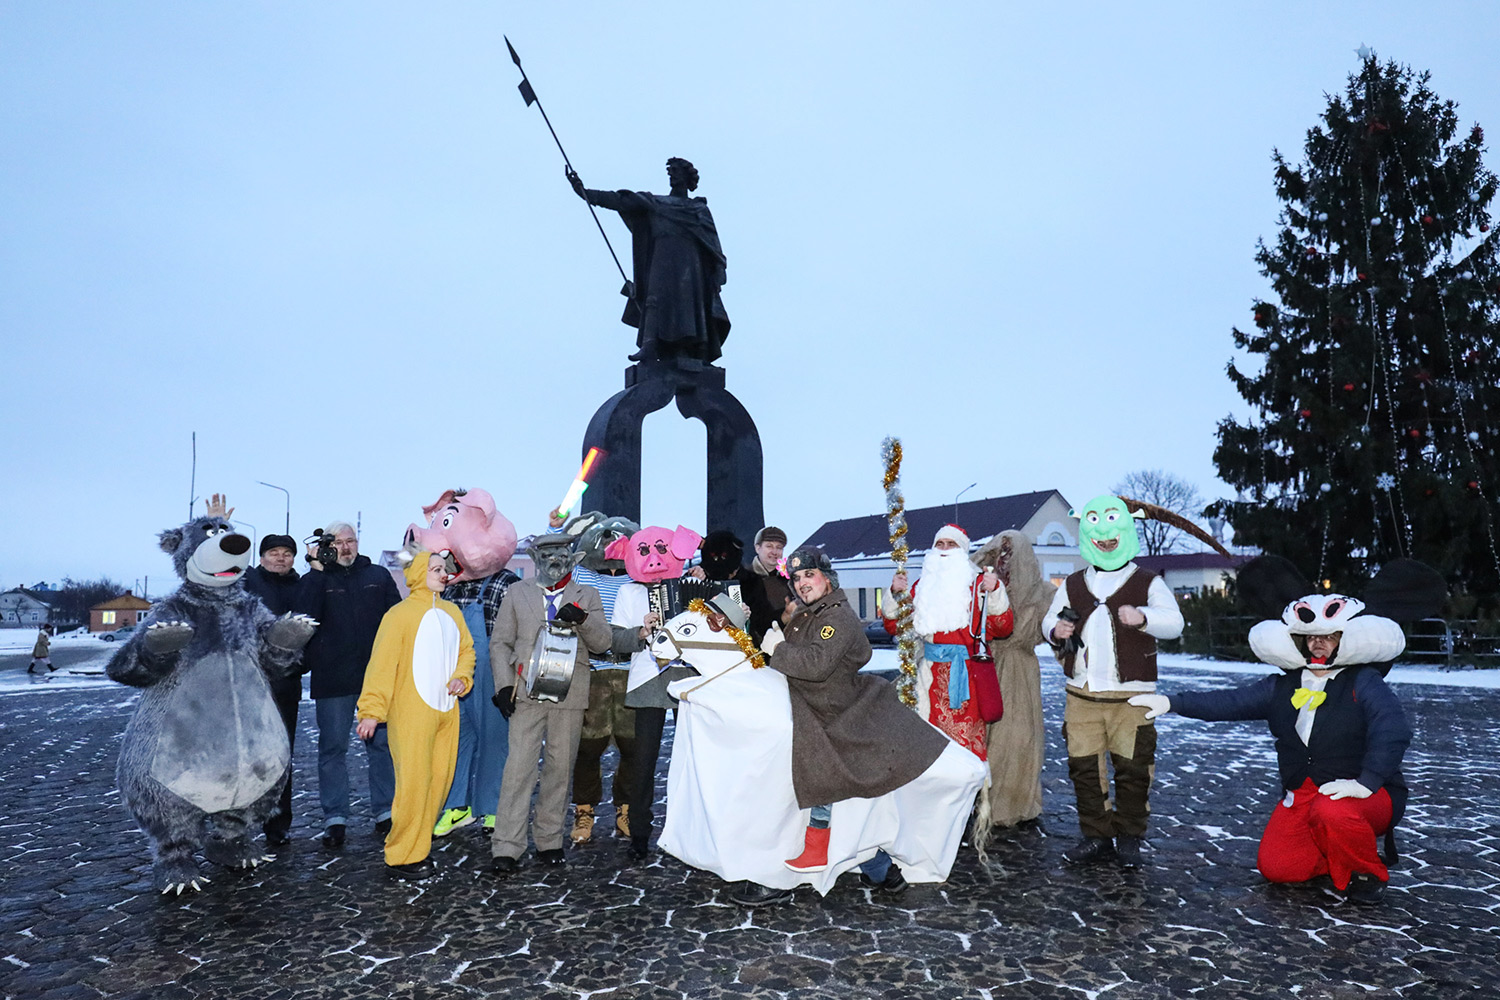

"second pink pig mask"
[604,525,703,583]
[405,488,518,582]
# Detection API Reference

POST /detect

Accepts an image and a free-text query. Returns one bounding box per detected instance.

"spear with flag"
[504,35,630,290]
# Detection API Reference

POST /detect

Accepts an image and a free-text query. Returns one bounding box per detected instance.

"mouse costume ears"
[1237,556,1446,673]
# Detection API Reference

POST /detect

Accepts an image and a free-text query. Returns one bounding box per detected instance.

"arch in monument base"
[581,361,765,546]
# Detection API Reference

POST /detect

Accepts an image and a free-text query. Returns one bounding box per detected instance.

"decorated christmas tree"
[1215,50,1500,608]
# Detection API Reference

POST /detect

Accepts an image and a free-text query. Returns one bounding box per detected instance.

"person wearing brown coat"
[730,547,948,906]
[974,530,1056,831]
[28,626,55,674]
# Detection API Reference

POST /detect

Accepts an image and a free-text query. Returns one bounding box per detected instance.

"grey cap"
[709,592,749,631]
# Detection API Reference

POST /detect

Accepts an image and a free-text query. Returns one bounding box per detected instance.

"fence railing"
[1171,615,1500,669]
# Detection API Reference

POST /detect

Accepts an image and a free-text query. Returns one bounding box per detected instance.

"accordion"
[646,578,744,623]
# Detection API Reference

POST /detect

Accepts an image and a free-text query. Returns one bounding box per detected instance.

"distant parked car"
[98,625,138,642]
[863,619,894,648]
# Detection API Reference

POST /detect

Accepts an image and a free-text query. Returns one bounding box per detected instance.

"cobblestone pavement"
[2,662,1498,999]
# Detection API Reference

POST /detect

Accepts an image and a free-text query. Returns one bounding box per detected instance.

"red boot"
[784,825,831,873]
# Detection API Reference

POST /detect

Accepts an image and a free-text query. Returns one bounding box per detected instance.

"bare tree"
[1111,470,1205,556]
[52,577,127,629]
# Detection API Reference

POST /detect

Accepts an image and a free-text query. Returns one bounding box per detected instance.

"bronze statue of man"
[568,158,730,363]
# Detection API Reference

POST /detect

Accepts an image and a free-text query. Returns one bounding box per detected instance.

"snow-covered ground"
[8,638,1497,701]
[862,644,1500,689]
[0,627,100,650]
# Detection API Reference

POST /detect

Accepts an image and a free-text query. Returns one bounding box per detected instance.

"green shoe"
[483,814,496,831]
[433,807,475,838]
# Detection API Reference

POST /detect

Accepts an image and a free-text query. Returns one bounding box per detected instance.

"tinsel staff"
[881,437,920,707]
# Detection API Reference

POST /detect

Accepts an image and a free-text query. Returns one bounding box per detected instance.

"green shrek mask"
[1072,494,1143,572]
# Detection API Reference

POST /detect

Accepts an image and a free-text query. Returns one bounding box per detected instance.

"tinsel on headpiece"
[881,436,919,707]
[688,598,765,669]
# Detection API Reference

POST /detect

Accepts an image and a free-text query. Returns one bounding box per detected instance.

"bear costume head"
[158,516,253,588]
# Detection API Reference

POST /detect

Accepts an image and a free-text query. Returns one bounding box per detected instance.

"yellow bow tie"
[1291,687,1327,711]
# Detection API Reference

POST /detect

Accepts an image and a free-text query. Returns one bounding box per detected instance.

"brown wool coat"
[771,588,948,808]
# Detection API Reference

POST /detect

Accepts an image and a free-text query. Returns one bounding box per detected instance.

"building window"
[102,611,116,625]
[1045,532,1066,545]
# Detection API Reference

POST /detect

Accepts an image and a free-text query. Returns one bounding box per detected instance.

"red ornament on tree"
[1343,383,1356,391]
[1469,481,1480,490]
[1409,428,1423,438]
[1357,272,1368,281]
[1422,215,1434,225]
[1299,409,1312,418]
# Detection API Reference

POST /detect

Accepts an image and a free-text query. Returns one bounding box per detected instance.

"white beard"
[912,548,976,635]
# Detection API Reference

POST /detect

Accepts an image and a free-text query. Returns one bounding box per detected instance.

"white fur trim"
[934,524,970,549]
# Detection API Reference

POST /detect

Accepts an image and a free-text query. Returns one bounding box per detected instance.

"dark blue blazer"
[1171,666,1411,825]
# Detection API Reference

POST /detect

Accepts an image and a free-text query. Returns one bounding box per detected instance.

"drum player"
[487,533,612,876]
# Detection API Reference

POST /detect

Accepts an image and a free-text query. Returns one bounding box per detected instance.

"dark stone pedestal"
[582,359,764,543]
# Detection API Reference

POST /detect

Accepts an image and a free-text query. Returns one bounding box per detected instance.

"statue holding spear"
[506,38,730,365]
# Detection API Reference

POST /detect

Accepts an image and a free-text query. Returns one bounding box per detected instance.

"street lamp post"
[259,482,291,535]
[952,482,977,529]
[233,519,258,561]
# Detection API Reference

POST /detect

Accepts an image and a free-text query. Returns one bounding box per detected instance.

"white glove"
[1318,779,1373,800]
[760,623,785,656]
[1128,694,1171,720]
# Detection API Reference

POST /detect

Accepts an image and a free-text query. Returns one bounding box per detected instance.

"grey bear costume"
[107,515,315,893]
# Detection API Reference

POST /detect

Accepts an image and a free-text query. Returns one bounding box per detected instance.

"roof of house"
[91,592,153,611]
[802,490,1062,560]
[1135,552,1249,573]
[1,588,57,607]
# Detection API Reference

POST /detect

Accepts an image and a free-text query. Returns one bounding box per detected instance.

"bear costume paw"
[155,859,210,895]
[264,613,318,652]
[143,620,195,657]
[204,835,270,870]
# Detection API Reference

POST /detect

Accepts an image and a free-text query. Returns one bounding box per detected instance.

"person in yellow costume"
[357,551,474,878]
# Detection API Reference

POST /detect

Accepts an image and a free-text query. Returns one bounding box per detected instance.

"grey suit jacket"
[489,578,611,710]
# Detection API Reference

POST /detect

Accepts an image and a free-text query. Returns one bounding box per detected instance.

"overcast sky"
[4,2,1499,594]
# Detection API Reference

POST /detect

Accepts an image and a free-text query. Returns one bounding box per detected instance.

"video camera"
[304,528,339,569]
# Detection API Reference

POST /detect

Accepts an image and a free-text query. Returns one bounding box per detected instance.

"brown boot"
[570,804,595,845]
[615,803,630,838]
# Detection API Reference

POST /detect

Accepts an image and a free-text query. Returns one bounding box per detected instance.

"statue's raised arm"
[568,158,729,364]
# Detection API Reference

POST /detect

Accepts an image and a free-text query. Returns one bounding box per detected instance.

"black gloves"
[493,686,516,719]
[554,602,587,625]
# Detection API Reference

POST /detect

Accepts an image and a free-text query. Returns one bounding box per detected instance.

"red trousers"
[1256,777,1392,891]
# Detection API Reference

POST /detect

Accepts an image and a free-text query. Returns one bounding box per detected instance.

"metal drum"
[524,623,578,703]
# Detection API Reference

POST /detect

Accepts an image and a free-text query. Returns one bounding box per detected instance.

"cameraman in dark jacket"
[244,533,303,846]
[294,521,401,848]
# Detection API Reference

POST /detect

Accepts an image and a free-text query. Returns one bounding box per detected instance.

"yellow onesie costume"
[357,552,475,868]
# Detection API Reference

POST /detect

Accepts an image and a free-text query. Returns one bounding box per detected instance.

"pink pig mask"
[604,525,703,583]
[404,488,518,582]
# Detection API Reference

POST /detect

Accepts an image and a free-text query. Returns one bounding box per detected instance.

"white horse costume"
[655,608,986,895]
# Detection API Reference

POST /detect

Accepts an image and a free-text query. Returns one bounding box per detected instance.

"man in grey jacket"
[488,534,612,875]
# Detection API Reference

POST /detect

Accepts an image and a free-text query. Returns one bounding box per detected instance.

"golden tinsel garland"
[687,598,766,669]
[880,436,919,708]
